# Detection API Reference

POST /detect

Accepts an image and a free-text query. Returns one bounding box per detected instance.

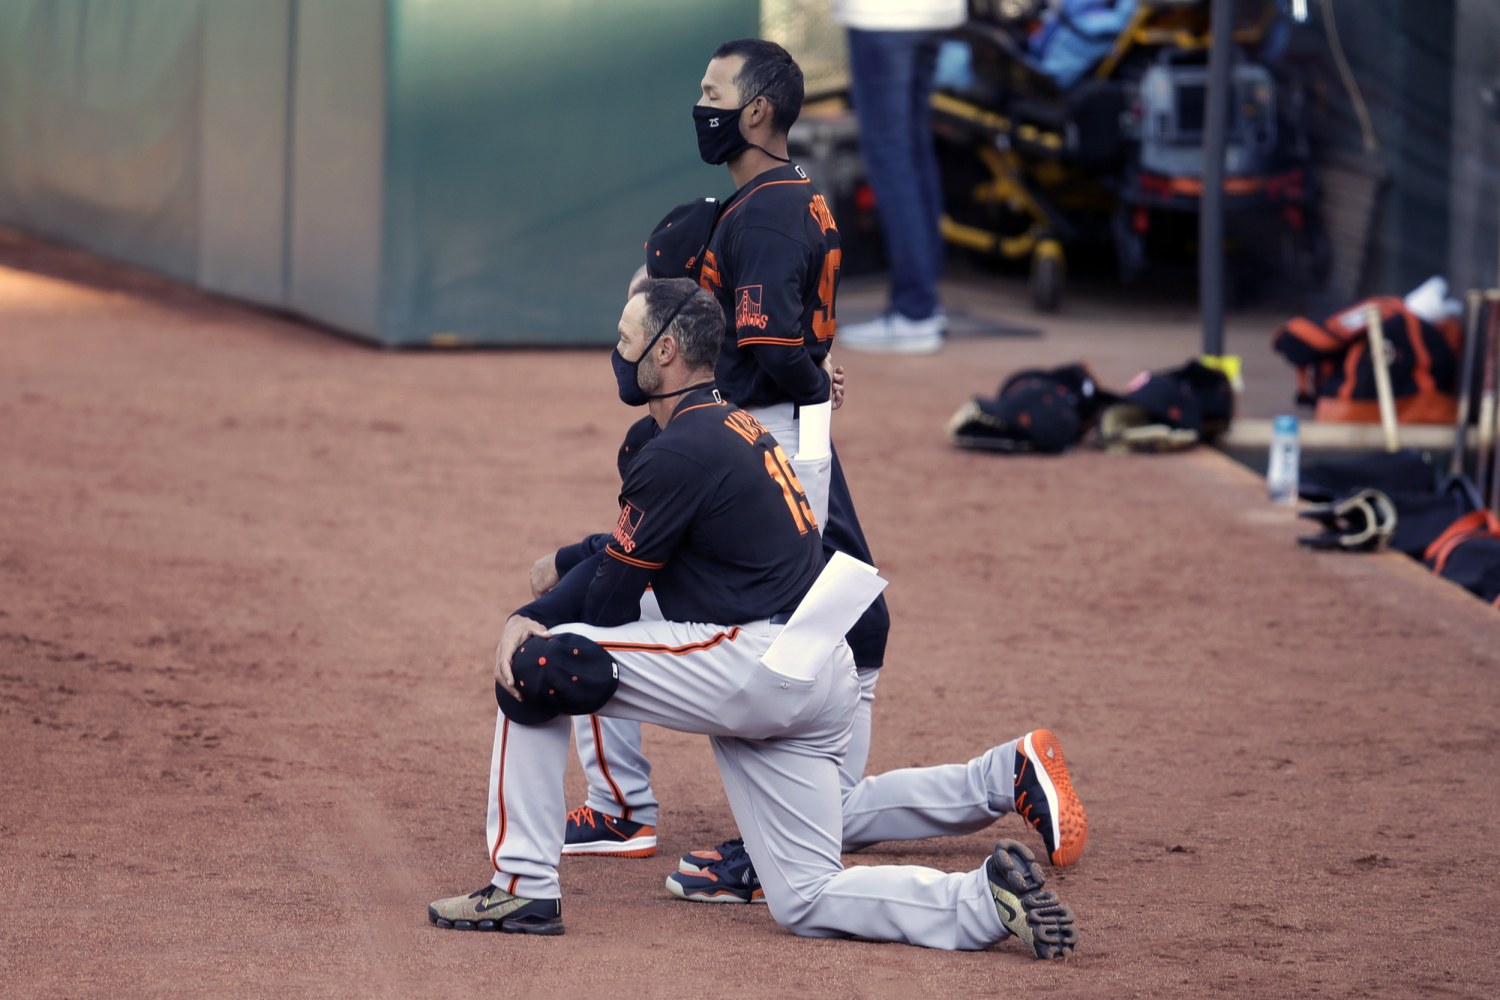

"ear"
[747,94,772,130]
[655,331,680,366]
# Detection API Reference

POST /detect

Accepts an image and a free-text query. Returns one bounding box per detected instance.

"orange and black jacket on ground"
[1271,296,1462,424]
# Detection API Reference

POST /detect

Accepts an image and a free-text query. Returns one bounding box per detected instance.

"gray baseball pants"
[487,616,1008,949]
[575,670,1021,849]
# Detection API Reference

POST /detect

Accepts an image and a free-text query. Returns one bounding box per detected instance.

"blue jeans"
[846,28,946,322]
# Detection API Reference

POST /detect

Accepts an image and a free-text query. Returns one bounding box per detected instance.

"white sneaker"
[837,312,944,354]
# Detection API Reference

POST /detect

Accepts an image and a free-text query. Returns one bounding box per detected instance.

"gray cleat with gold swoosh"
[987,839,1077,959]
[428,883,564,935]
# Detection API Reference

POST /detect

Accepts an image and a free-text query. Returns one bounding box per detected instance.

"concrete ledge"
[1222,417,1458,451]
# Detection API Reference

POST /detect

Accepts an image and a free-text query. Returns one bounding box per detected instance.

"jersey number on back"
[764,444,817,535]
[723,409,818,536]
[808,195,840,343]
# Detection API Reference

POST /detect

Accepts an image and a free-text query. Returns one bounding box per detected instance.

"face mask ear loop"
[748,142,791,164]
[740,63,794,163]
[638,291,715,403]
[647,378,718,403]
[637,288,700,364]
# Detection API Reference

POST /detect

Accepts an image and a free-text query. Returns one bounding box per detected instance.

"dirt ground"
[4,230,1499,999]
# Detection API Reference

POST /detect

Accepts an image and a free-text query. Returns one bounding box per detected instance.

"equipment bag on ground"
[1423,509,1500,607]
[1271,295,1462,424]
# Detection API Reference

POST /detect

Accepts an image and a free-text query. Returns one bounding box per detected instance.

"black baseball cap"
[1114,360,1234,438]
[974,379,1083,453]
[950,365,1105,454]
[644,197,720,279]
[495,633,619,726]
[998,363,1112,421]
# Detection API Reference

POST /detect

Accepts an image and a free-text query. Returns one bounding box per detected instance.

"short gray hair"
[640,278,722,372]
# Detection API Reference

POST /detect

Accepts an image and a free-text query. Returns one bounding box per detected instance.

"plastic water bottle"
[1266,414,1300,505]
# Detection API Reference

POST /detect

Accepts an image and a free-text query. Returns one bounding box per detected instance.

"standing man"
[427,278,1077,958]
[832,0,965,355]
[690,38,844,525]
[681,39,903,872]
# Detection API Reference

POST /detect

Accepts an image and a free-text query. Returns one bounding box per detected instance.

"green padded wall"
[286,0,387,339]
[0,0,754,345]
[380,0,757,345]
[0,0,203,283]
[198,0,292,308]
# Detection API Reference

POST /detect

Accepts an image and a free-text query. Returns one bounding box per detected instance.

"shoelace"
[684,837,743,865]
[707,842,757,885]
[1015,762,1042,833]
[567,804,600,830]
[1016,792,1039,830]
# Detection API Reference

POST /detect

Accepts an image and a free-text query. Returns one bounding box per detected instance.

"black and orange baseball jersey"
[547,415,660,579]
[699,163,841,411]
[517,387,823,629]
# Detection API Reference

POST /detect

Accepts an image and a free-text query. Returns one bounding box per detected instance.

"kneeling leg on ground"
[710,734,1075,955]
[428,617,1076,955]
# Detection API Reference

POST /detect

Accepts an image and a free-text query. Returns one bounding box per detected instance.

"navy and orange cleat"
[678,836,742,873]
[1014,729,1088,867]
[666,840,765,903]
[561,804,657,858]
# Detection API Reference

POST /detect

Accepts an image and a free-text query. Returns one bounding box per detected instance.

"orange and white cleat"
[1013,729,1088,867]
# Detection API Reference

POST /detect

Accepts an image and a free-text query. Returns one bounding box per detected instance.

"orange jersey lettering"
[735,285,770,331]
[812,247,841,342]
[612,502,645,553]
[699,249,722,291]
[808,193,838,235]
[723,409,769,446]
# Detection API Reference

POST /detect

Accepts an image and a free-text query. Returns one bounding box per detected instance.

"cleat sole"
[561,836,657,858]
[665,876,766,904]
[1024,729,1088,867]
[989,839,1078,960]
[428,908,565,936]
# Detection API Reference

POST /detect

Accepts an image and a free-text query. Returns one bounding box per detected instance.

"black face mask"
[612,291,698,406]
[611,347,655,407]
[693,103,753,166]
[693,65,794,166]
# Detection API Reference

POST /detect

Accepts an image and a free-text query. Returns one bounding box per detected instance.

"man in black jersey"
[427,278,1076,956]
[694,39,897,757]
[692,43,840,419]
